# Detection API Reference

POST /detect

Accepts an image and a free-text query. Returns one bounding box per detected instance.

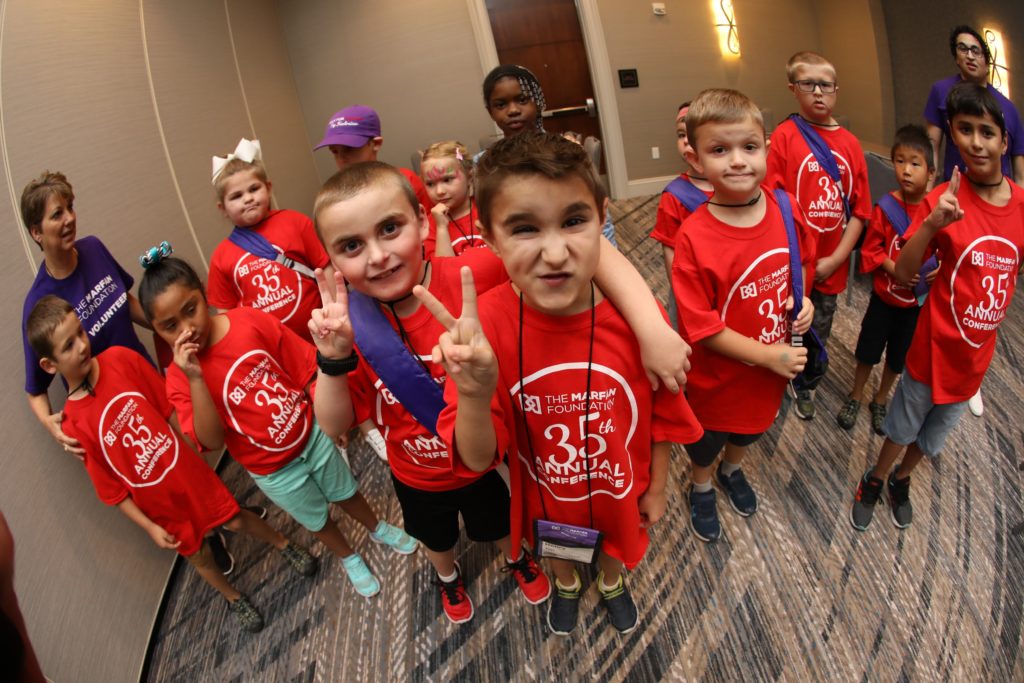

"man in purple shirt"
[924,25,1024,182]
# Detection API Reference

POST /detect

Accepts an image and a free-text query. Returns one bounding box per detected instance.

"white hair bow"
[212,138,262,182]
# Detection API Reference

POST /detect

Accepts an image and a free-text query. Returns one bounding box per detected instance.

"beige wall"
[0,1,318,681]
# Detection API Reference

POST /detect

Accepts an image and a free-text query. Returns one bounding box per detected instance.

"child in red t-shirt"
[307,161,691,624]
[673,89,815,543]
[650,101,714,327]
[766,51,872,420]
[420,141,486,257]
[417,132,704,636]
[851,83,1024,531]
[837,125,936,434]
[26,295,318,633]
[137,252,417,599]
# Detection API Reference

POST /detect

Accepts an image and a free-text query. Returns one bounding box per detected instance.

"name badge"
[533,519,603,565]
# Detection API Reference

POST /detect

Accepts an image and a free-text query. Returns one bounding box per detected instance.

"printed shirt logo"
[232,251,301,322]
[885,236,916,304]
[511,362,638,502]
[722,248,792,350]
[373,365,449,469]
[98,392,179,488]
[795,151,854,233]
[222,350,309,452]
[949,235,1019,348]
[75,275,129,337]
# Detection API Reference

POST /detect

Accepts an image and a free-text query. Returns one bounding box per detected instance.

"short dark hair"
[138,256,205,322]
[474,131,605,230]
[891,124,935,170]
[949,25,992,65]
[313,161,419,243]
[26,295,75,360]
[946,81,1006,137]
[20,171,74,250]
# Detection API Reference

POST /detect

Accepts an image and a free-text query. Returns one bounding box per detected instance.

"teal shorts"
[250,423,358,532]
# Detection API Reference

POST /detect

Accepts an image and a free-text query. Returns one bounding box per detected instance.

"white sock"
[599,573,622,593]
[555,573,581,591]
[693,479,713,493]
[437,569,458,583]
[720,460,741,477]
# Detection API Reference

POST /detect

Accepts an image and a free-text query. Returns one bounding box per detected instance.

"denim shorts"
[883,373,968,457]
[251,423,358,531]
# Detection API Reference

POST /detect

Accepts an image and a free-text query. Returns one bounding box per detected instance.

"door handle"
[542,97,597,118]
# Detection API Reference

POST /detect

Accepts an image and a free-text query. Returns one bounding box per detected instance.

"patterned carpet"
[145,196,1024,682]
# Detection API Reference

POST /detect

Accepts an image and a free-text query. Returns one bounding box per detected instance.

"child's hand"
[925,262,940,284]
[929,166,964,230]
[786,296,815,335]
[814,255,839,282]
[766,344,807,379]
[308,268,354,361]
[431,202,451,228]
[637,489,667,528]
[639,324,691,393]
[147,524,180,550]
[413,266,497,400]
[172,329,203,380]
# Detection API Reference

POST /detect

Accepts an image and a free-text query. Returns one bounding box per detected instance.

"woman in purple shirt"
[20,171,152,457]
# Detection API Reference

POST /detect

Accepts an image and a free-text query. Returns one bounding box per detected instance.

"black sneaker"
[279,543,318,577]
[598,573,639,634]
[715,464,758,516]
[869,402,887,436]
[227,594,265,633]
[790,384,815,420]
[887,471,912,529]
[209,531,235,576]
[850,471,884,531]
[836,398,860,430]
[688,486,721,542]
[546,574,582,636]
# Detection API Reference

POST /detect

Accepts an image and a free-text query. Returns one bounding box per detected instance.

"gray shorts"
[883,373,968,457]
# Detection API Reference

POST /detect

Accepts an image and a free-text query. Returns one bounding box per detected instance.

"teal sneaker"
[341,553,381,598]
[371,521,419,555]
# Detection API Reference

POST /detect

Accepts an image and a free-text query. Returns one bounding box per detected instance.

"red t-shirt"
[903,180,1024,403]
[207,209,329,338]
[437,284,702,569]
[672,190,815,432]
[63,347,239,557]
[765,119,872,294]
[166,307,317,475]
[347,250,509,491]
[426,204,489,257]
[859,196,924,308]
[649,174,714,248]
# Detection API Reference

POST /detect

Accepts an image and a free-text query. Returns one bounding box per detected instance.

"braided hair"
[482,65,546,131]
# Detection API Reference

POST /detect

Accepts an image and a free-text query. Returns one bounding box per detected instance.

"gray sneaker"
[887,471,912,528]
[868,402,887,436]
[598,573,639,634]
[790,385,816,420]
[279,543,318,577]
[836,398,860,430]
[851,471,884,531]
[228,594,265,633]
[546,574,582,636]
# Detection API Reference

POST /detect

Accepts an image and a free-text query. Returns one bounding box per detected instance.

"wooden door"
[486,0,605,171]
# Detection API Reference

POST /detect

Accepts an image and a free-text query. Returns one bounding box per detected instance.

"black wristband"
[316,350,359,376]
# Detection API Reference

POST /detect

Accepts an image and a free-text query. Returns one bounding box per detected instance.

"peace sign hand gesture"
[308,268,354,360]
[413,266,497,400]
[930,166,965,230]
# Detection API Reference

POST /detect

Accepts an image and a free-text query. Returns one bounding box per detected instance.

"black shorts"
[390,469,511,552]
[854,292,921,374]
[683,430,763,468]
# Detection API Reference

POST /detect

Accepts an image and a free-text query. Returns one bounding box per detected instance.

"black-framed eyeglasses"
[793,80,836,94]
[956,43,984,58]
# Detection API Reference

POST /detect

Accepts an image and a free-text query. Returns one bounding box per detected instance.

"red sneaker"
[502,550,552,605]
[436,563,474,624]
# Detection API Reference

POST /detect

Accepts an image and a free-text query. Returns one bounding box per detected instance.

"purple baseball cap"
[315,105,382,149]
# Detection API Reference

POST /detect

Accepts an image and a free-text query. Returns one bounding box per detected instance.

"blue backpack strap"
[346,289,446,436]
[876,193,911,237]
[228,227,316,279]
[773,189,803,321]
[788,114,852,221]
[663,176,710,213]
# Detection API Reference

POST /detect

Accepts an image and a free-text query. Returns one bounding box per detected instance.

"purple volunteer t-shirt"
[924,74,1024,181]
[22,235,152,394]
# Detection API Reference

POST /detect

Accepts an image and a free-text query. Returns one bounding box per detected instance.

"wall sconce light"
[984,28,1010,98]
[711,0,740,58]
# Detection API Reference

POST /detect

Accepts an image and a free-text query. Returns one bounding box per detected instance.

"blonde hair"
[684,88,765,149]
[213,158,268,201]
[420,141,473,181]
[786,51,836,82]
[313,162,419,241]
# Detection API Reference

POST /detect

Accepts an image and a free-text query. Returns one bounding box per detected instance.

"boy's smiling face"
[218,169,272,228]
[950,111,1008,183]
[41,311,93,385]
[482,173,604,317]
[319,178,429,303]
[686,117,767,204]
[789,63,838,124]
